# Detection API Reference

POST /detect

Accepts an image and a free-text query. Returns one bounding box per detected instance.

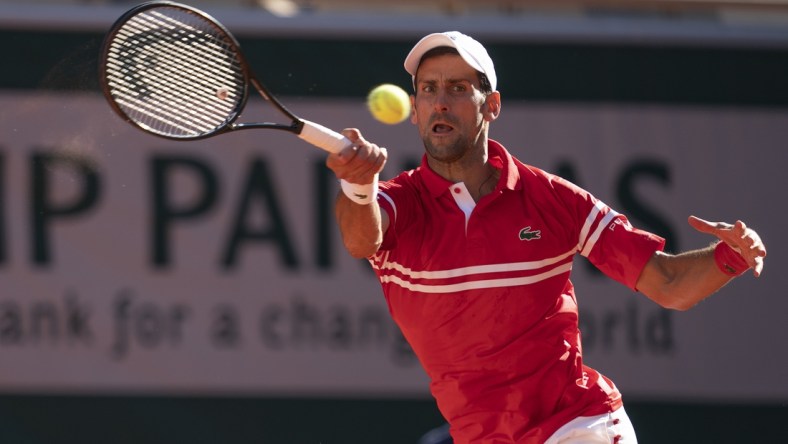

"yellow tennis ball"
[367,83,411,125]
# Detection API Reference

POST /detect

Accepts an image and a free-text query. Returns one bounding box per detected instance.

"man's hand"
[326,128,387,185]
[688,216,767,277]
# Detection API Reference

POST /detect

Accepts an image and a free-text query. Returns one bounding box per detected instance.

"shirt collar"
[419,139,522,198]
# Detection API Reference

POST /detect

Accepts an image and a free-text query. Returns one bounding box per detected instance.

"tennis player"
[326,31,767,444]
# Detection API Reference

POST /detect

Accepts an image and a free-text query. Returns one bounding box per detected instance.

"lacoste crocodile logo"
[518,226,541,241]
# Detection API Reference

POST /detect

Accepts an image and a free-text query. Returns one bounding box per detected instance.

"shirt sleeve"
[583,213,665,291]
[554,175,665,291]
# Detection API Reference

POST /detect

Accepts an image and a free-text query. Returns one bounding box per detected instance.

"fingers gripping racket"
[99,1,350,153]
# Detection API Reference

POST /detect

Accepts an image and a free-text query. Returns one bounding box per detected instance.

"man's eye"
[422,85,435,93]
[452,85,466,92]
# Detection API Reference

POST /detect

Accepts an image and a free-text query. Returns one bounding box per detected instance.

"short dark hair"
[415,46,493,94]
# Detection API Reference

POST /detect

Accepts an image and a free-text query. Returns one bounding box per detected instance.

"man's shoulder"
[510,156,565,188]
[505,155,594,209]
[382,166,421,188]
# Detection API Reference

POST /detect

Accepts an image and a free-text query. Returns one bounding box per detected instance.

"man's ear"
[410,95,417,124]
[483,92,501,122]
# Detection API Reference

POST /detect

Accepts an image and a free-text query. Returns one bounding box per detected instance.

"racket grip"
[298,120,352,154]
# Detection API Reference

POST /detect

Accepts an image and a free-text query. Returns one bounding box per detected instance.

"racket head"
[99,1,250,140]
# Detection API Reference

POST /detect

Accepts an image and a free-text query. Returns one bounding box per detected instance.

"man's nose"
[433,89,449,112]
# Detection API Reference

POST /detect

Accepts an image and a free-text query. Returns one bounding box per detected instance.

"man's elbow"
[638,252,695,311]
[660,297,695,312]
[343,239,381,259]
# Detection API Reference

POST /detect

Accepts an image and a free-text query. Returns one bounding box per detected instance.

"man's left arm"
[635,216,767,310]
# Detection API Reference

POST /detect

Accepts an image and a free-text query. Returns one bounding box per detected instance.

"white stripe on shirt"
[580,208,619,258]
[375,248,576,280]
[378,190,397,224]
[378,262,574,294]
[578,200,605,252]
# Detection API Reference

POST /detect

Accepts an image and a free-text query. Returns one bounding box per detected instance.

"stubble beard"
[423,135,467,164]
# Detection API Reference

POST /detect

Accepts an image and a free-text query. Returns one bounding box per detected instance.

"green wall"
[4,29,788,107]
[0,395,785,443]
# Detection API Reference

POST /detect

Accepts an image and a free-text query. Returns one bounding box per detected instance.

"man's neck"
[426,139,498,202]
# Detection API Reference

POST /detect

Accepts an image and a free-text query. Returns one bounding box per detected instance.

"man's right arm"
[326,128,389,259]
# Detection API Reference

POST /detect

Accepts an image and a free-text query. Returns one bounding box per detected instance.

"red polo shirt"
[370,140,665,443]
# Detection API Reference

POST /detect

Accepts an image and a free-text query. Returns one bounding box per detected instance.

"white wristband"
[340,174,378,205]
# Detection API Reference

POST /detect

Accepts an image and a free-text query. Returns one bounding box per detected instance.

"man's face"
[411,53,490,164]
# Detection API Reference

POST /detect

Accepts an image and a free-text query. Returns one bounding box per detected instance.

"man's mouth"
[432,123,454,134]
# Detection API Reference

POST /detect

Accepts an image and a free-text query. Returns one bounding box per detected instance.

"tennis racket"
[99,0,350,153]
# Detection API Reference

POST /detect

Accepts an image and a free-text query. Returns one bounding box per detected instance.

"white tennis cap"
[404,31,497,92]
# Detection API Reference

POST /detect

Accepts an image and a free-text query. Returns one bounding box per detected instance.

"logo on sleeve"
[518,226,542,241]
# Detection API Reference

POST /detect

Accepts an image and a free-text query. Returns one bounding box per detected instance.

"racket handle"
[298,120,352,154]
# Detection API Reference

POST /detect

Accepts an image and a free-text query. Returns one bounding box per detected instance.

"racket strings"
[112,12,240,130]
[113,11,240,121]
[104,7,246,138]
[107,29,227,131]
[107,31,219,132]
